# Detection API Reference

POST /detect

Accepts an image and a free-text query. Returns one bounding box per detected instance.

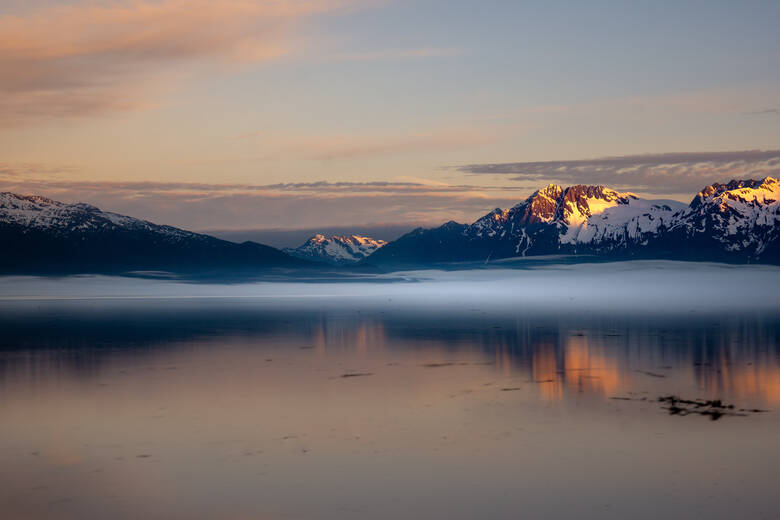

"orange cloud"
[0,167,527,229]
[0,0,357,125]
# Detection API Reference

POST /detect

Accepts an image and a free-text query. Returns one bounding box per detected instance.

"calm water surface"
[1,266,779,519]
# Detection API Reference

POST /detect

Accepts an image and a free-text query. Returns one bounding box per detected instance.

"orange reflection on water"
[527,336,625,401]
[701,352,780,405]
[312,319,386,357]
[493,337,517,378]
[531,342,563,401]
[563,337,622,397]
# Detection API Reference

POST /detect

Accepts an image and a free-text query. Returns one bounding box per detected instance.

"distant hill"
[284,234,387,265]
[0,192,314,275]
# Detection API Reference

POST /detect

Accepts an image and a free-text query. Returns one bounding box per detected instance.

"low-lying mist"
[0,261,777,316]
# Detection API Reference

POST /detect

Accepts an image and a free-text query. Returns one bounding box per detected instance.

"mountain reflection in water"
[1,300,778,405]
[0,297,779,520]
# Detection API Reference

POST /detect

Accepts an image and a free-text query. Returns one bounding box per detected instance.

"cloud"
[0,0,356,126]
[743,107,780,115]
[454,150,780,195]
[6,148,779,231]
[0,162,78,178]
[0,168,529,195]
[0,168,526,229]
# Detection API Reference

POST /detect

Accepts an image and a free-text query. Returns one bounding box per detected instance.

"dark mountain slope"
[0,193,313,274]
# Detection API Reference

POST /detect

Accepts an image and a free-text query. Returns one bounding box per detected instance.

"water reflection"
[1,300,778,406]
[1,300,780,519]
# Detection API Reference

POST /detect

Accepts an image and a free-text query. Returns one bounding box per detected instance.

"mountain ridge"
[2,176,778,274]
[364,177,779,267]
[0,192,314,274]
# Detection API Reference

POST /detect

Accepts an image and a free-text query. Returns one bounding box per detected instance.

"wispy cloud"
[0,168,526,229]
[5,148,779,230]
[0,162,77,178]
[0,0,359,126]
[743,107,780,115]
[0,170,529,196]
[454,150,780,195]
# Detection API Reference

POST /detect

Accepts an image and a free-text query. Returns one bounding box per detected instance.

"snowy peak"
[513,183,563,224]
[0,191,203,241]
[573,196,686,248]
[690,176,779,210]
[557,185,636,221]
[555,185,637,244]
[470,184,641,243]
[471,208,511,238]
[0,192,66,226]
[676,176,779,256]
[285,234,387,265]
[368,177,779,266]
[505,184,633,229]
[0,192,64,209]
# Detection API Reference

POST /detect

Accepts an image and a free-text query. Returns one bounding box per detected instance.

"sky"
[1,0,779,235]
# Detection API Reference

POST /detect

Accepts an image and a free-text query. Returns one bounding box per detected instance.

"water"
[1,262,779,519]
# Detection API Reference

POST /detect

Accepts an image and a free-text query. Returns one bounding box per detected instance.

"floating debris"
[420,362,468,368]
[339,372,374,378]
[636,370,667,378]
[657,395,745,420]
[611,394,770,421]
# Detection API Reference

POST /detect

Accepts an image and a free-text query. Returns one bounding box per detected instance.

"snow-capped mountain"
[0,192,309,274]
[365,177,779,266]
[3,177,777,274]
[284,234,387,265]
[466,184,687,256]
[669,177,780,260]
[1,192,208,241]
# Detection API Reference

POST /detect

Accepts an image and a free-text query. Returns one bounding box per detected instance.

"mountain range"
[365,176,780,267]
[1,176,777,274]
